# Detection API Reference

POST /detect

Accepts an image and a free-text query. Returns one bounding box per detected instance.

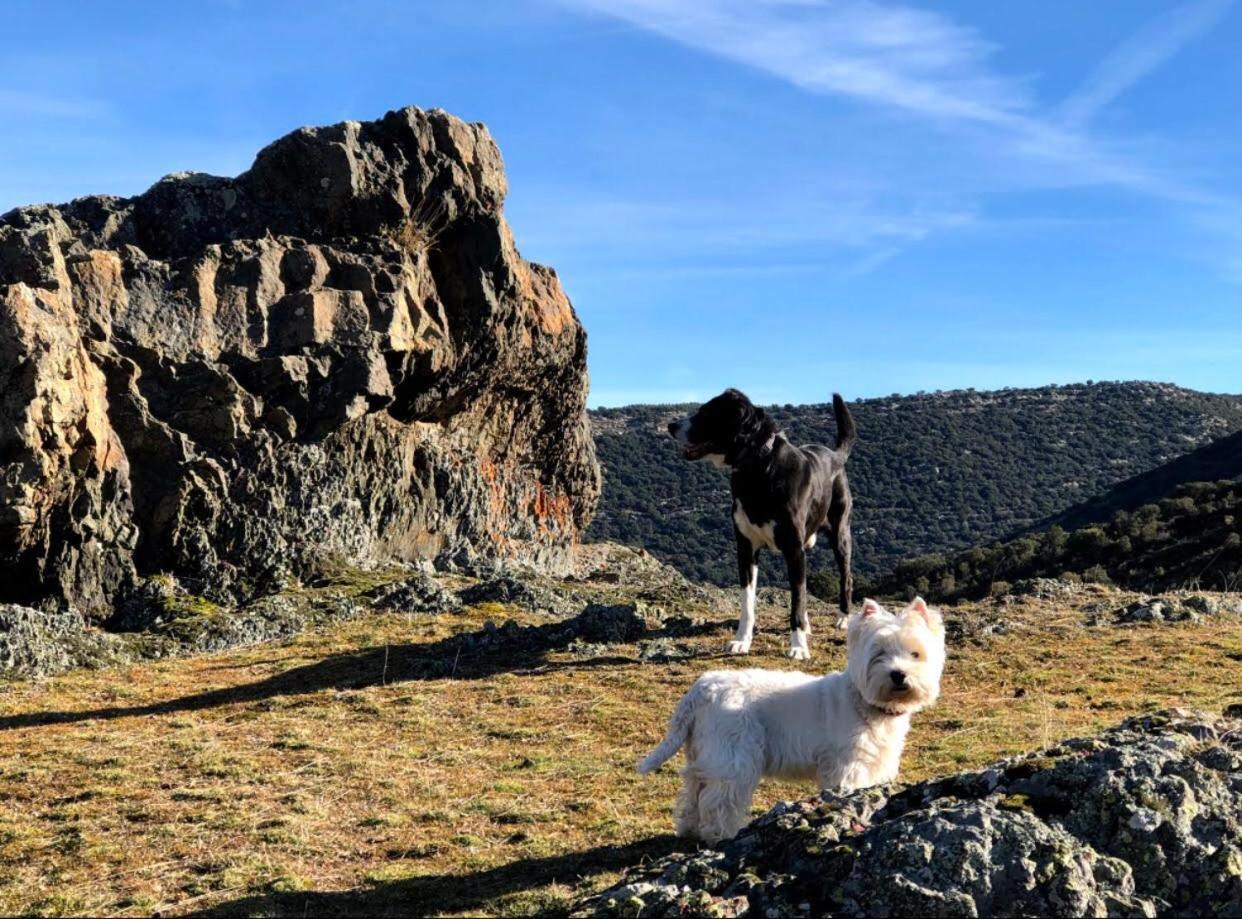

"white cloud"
[554,0,1242,275]
[557,0,1208,186]
[564,0,1028,124]
[511,188,976,254]
[0,90,107,120]
[1060,0,1234,126]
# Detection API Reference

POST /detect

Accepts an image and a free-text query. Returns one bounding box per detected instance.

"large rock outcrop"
[575,710,1242,917]
[0,107,599,617]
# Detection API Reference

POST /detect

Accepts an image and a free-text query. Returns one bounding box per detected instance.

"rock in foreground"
[575,710,1242,918]
[0,106,599,617]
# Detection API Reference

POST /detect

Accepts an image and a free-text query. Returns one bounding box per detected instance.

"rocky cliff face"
[575,710,1242,918]
[0,107,599,617]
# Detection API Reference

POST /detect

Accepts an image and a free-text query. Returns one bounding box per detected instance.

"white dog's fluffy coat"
[638,598,945,843]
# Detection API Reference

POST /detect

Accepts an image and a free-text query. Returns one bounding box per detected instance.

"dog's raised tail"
[833,393,856,457]
[637,689,696,774]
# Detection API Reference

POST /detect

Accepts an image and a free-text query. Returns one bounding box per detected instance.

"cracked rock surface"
[0,106,599,618]
[574,710,1242,918]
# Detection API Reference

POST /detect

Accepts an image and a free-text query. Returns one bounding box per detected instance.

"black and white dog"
[668,390,855,660]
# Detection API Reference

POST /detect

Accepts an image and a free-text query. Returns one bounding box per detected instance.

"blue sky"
[3,1,1240,406]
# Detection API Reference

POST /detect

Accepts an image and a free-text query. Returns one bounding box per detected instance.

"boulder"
[574,710,1241,918]
[457,572,580,615]
[0,603,129,678]
[368,573,463,615]
[1011,577,1083,600]
[1118,599,1168,623]
[1115,596,1210,625]
[1183,594,1220,616]
[0,107,599,618]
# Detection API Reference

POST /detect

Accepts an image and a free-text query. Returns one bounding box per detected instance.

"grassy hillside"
[589,382,1242,587]
[880,479,1242,601]
[0,568,1238,916]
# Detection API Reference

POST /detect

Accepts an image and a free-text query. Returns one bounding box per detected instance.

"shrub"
[1082,565,1112,584]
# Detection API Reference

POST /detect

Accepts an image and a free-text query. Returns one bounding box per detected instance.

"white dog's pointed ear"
[861,598,882,617]
[906,596,944,634]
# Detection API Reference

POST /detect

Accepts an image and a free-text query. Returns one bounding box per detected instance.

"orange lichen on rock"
[533,484,575,538]
[0,106,600,613]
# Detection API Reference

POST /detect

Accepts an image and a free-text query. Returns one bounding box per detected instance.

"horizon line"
[588,377,1242,410]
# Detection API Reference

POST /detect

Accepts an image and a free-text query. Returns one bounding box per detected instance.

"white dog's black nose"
[889,670,907,688]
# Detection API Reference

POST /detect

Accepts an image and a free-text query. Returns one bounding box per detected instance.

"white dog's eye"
[910,650,921,659]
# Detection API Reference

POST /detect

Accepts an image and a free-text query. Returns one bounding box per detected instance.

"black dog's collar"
[736,432,782,466]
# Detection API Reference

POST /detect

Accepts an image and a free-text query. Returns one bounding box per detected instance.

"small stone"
[1127,809,1162,833]
[638,638,691,662]
[1182,596,1218,616]
[367,574,462,615]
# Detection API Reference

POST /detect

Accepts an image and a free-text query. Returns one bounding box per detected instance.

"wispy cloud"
[1060,0,1234,126]
[0,90,107,120]
[554,0,1240,274]
[561,0,1029,125]
[512,188,976,255]
[841,245,900,278]
[559,0,1226,188]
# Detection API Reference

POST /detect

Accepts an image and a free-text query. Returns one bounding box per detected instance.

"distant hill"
[877,423,1242,601]
[877,478,1242,600]
[588,382,1242,587]
[1041,428,1242,532]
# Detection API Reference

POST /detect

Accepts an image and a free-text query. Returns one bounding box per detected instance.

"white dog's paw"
[835,616,849,630]
[786,647,811,660]
[725,640,751,655]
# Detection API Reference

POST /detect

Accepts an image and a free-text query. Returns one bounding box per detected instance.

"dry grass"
[0,591,1239,917]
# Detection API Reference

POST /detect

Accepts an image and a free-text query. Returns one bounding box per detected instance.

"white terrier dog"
[637,597,945,844]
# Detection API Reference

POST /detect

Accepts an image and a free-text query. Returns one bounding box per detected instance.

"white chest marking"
[733,501,776,550]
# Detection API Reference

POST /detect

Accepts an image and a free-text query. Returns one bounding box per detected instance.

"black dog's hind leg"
[828,476,854,625]
[777,525,811,660]
[727,529,758,654]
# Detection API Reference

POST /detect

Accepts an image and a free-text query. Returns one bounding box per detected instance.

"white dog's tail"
[637,689,697,774]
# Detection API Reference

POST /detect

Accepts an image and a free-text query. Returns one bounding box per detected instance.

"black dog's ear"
[726,395,778,463]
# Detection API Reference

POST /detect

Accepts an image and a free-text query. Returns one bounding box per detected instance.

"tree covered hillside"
[588,382,1242,586]
[878,479,1242,600]
[1042,427,1242,533]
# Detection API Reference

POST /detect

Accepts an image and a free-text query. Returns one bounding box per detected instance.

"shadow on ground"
[0,607,730,731]
[192,835,689,917]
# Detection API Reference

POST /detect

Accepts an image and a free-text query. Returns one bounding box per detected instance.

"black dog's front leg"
[777,527,811,660]
[727,529,757,654]
[828,481,854,625]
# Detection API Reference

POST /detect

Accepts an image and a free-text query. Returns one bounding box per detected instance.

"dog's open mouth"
[682,443,712,461]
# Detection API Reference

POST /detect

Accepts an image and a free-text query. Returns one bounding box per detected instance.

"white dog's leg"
[817,759,847,793]
[818,758,887,795]
[697,779,753,844]
[787,626,811,661]
[726,564,758,654]
[673,769,703,838]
